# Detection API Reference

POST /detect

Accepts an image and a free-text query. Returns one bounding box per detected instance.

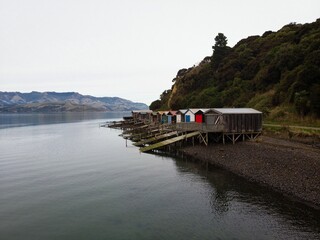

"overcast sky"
[0,0,319,104]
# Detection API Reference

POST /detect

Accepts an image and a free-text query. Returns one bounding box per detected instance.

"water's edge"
[173,142,320,210]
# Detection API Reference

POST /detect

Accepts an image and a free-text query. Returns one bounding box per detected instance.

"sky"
[0,0,319,105]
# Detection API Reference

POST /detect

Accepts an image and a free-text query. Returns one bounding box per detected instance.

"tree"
[294,90,310,116]
[310,84,320,117]
[211,33,230,69]
[149,100,161,110]
[213,33,228,48]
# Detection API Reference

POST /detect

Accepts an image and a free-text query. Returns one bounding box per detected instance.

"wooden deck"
[174,122,224,132]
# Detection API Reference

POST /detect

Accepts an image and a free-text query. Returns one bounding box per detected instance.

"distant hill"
[150,19,320,121]
[0,91,148,112]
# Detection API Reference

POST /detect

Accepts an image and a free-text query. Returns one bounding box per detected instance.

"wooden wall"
[222,113,262,132]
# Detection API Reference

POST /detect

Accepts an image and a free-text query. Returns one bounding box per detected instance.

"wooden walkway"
[133,131,178,146]
[140,131,201,152]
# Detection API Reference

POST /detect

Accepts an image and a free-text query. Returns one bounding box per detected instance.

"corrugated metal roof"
[177,109,188,114]
[132,110,153,113]
[210,108,262,114]
[167,111,177,115]
[186,108,202,114]
[194,108,210,114]
[157,111,169,115]
[158,108,262,115]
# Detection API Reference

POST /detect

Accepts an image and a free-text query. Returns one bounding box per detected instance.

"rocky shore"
[179,136,320,209]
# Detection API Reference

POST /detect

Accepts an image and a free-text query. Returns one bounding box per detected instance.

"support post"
[206,133,208,146]
[206,160,209,176]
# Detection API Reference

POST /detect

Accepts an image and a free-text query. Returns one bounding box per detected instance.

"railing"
[174,122,224,132]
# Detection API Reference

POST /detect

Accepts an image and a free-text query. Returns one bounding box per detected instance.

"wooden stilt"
[206,160,209,177]
[206,133,208,146]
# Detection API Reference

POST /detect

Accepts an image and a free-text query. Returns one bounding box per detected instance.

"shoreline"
[178,136,320,209]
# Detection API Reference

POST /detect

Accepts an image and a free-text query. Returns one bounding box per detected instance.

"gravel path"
[180,136,320,209]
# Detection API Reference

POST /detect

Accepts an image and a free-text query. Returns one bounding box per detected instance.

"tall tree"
[211,33,230,69]
[214,33,228,48]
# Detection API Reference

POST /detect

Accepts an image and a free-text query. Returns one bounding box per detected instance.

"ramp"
[133,131,178,146]
[140,131,200,152]
[122,124,148,134]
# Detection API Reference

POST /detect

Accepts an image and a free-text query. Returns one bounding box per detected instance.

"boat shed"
[185,109,200,123]
[151,112,158,123]
[205,108,262,133]
[167,111,177,124]
[157,111,169,124]
[194,109,210,123]
[176,109,188,123]
[132,110,153,122]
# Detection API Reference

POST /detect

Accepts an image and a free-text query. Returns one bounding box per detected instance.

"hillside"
[0,91,148,112]
[150,19,320,122]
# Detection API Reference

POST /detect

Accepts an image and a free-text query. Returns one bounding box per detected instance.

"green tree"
[214,33,228,47]
[211,33,230,69]
[310,84,320,117]
[149,100,161,110]
[294,90,310,116]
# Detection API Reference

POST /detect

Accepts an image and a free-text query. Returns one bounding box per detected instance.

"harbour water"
[0,113,319,240]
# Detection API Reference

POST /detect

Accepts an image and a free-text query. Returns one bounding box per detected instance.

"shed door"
[168,116,172,124]
[185,115,190,122]
[177,115,181,123]
[206,114,215,125]
[162,116,167,123]
[195,114,203,123]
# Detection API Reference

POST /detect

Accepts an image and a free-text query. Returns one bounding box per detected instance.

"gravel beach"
[179,136,320,209]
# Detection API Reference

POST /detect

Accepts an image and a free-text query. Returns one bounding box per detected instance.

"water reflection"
[0,112,128,129]
[209,173,231,215]
[153,151,320,237]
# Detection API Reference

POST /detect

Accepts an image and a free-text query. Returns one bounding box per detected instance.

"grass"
[262,124,320,143]
[264,105,320,128]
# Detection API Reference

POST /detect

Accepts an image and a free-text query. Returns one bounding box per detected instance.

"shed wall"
[185,113,195,122]
[222,113,262,132]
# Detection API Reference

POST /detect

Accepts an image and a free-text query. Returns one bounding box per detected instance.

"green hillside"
[150,19,320,124]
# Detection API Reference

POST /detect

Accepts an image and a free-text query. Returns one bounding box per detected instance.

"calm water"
[0,113,319,240]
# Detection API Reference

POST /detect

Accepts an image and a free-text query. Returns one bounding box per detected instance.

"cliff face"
[0,91,148,112]
[150,19,320,119]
